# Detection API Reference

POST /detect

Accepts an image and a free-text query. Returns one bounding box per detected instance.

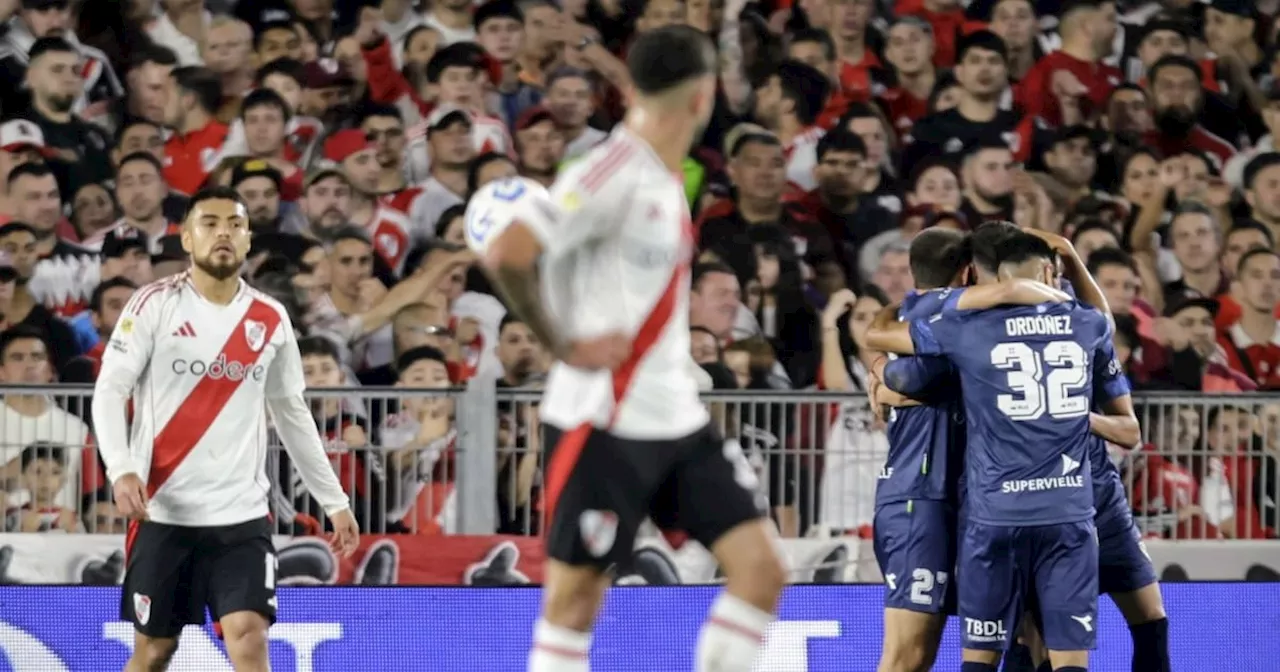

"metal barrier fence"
[0,384,1277,540]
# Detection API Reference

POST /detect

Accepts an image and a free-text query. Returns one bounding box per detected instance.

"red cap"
[514,105,555,132]
[323,129,374,163]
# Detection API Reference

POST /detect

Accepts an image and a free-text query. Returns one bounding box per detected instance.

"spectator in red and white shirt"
[231,88,304,199]
[789,29,855,130]
[162,66,230,195]
[362,104,437,243]
[414,106,476,229]
[324,129,415,275]
[299,59,356,119]
[85,153,178,253]
[0,119,54,219]
[754,60,830,192]
[1219,248,1280,389]
[1015,0,1119,128]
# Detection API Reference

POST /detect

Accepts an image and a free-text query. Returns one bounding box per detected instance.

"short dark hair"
[427,42,487,83]
[298,335,342,362]
[436,203,468,238]
[1085,246,1138,277]
[255,19,298,49]
[1237,247,1280,277]
[1148,54,1201,87]
[256,57,306,87]
[0,221,38,240]
[90,277,138,314]
[467,152,515,196]
[789,28,836,62]
[0,324,49,362]
[815,128,867,161]
[113,118,161,150]
[1069,221,1119,247]
[626,25,716,95]
[117,151,164,177]
[498,312,526,336]
[28,36,75,63]
[172,66,224,114]
[775,60,830,126]
[185,186,246,220]
[21,442,65,470]
[1227,220,1276,248]
[474,0,523,30]
[240,87,292,123]
[7,162,55,189]
[128,43,178,71]
[955,29,1007,63]
[996,231,1057,268]
[358,102,402,125]
[909,228,968,289]
[692,262,737,290]
[330,225,372,247]
[397,345,449,375]
[969,220,1022,273]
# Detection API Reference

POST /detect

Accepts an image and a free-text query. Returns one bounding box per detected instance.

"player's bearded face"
[182,199,252,280]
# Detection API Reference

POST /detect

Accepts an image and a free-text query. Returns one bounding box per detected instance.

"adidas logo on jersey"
[172,321,197,337]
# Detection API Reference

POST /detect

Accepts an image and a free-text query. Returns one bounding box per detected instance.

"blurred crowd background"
[0,0,1274,544]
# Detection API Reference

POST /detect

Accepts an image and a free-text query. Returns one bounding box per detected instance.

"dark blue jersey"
[1090,337,1135,526]
[910,297,1112,526]
[877,289,966,505]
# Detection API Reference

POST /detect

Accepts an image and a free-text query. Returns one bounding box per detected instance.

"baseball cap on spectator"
[323,129,374,163]
[101,227,149,259]
[231,158,284,190]
[1163,296,1220,318]
[1210,0,1255,17]
[426,105,473,133]
[303,59,354,90]
[0,119,54,157]
[304,166,348,189]
[514,105,554,132]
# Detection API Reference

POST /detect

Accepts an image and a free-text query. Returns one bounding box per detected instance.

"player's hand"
[562,332,632,370]
[822,288,857,330]
[112,473,149,521]
[1020,227,1073,258]
[328,509,360,558]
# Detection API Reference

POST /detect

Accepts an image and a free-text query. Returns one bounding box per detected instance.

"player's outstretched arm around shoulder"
[1021,227,1112,317]
[91,285,162,519]
[864,303,915,354]
[262,315,360,556]
[953,278,1072,310]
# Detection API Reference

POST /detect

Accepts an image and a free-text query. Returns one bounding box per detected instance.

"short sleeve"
[1092,329,1131,404]
[529,158,627,256]
[265,318,306,399]
[908,289,964,356]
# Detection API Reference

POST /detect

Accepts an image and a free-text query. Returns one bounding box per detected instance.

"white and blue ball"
[464,177,554,255]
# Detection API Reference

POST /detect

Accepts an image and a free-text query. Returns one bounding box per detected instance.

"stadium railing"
[0,384,1277,542]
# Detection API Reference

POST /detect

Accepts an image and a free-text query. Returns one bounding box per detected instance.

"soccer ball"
[464,176,553,255]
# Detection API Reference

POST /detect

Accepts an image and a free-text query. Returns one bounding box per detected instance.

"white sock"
[696,592,773,672]
[528,618,591,672]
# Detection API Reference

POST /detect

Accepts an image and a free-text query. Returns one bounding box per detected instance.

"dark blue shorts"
[958,520,1098,652]
[873,499,957,615]
[1096,507,1158,595]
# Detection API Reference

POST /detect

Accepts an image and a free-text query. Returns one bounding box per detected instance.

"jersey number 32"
[990,341,1088,421]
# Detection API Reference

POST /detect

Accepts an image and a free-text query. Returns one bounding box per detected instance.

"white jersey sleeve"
[264,323,352,516]
[531,145,632,256]
[91,282,163,483]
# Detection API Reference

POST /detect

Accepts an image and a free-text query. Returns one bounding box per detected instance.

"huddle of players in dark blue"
[860,222,1172,672]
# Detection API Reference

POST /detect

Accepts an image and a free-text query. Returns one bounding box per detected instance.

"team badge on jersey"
[244,320,267,352]
[119,317,134,334]
[579,509,618,558]
[133,593,151,625]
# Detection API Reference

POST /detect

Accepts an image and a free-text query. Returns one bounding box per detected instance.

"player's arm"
[953,278,1071,310]
[878,355,953,398]
[482,219,569,359]
[1022,228,1112,318]
[1089,337,1141,446]
[90,291,158,485]
[264,327,354,514]
[864,303,915,354]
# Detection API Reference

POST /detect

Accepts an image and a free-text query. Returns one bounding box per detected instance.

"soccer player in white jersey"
[91,187,360,672]
[474,26,786,672]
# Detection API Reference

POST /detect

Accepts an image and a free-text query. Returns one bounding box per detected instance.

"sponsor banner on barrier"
[1,533,1277,586]
[0,584,1275,671]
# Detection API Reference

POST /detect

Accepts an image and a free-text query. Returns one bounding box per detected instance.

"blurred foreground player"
[869,234,1107,672]
[470,26,786,672]
[92,187,360,672]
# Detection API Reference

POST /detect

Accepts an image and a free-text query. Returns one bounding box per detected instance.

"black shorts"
[121,517,277,638]
[542,423,766,568]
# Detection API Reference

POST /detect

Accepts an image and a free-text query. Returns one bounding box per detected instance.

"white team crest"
[133,593,151,625]
[579,509,618,558]
[244,320,267,352]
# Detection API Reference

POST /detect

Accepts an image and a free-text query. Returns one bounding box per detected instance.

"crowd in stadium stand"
[0,0,1275,541]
